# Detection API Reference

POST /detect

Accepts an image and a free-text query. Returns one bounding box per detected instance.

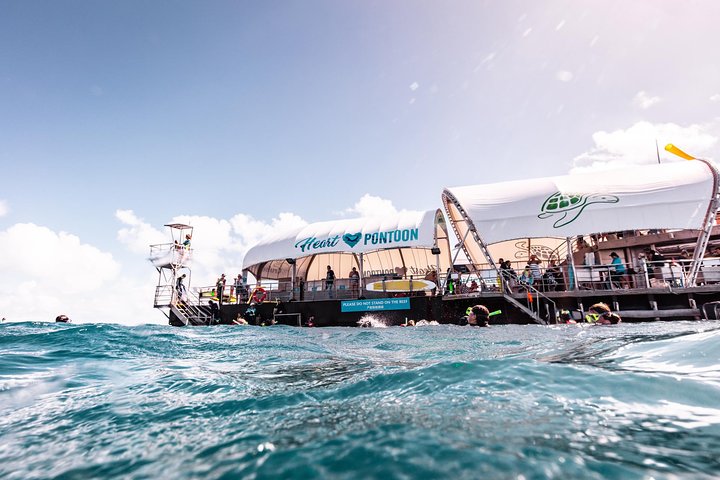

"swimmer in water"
[467,305,490,327]
[585,302,622,325]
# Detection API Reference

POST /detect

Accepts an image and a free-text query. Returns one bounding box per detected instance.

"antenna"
[655,139,661,164]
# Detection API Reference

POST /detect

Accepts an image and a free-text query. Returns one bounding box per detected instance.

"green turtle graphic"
[538,192,619,228]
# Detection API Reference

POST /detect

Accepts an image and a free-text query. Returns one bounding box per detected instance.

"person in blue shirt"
[609,252,626,286]
[518,266,534,286]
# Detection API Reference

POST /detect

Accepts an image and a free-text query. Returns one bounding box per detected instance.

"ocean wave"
[2,321,720,479]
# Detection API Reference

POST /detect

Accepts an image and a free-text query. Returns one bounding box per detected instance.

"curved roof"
[243,209,452,281]
[444,160,718,244]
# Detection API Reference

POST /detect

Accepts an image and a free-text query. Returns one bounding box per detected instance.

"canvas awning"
[243,209,452,281]
[442,160,719,268]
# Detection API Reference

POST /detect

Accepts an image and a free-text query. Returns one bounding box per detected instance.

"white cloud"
[555,20,566,31]
[0,200,7,217]
[522,28,532,37]
[116,209,166,253]
[632,90,661,109]
[556,70,573,82]
[0,208,309,325]
[115,210,308,291]
[409,82,419,91]
[343,194,399,218]
[711,94,720,103]
[0,223,122,322]
[571,121,719,173]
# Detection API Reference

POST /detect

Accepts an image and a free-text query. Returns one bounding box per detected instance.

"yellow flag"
[665,143,696,161]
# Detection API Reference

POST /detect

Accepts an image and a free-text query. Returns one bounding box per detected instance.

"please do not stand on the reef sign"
[341,298,411,312]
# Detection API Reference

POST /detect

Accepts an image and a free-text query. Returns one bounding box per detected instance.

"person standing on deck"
[349,267,360,298]
[528,255,542,282]
[234,274,245,304]
[609,252,626,286]
[175,273,187,302]
[325,265,335,298]
[216,274,226,305]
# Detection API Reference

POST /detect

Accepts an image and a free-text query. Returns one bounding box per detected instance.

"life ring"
[251,287,267,304]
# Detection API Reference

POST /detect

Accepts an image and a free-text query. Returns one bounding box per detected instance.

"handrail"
[499,270,555,324]
[149,242,193,268]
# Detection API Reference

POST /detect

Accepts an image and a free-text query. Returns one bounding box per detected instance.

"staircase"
[171,290,212,326]
[500,271,555,325]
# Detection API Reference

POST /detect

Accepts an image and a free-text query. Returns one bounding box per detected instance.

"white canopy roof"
[243,209,452,281]
[443,160,718,265]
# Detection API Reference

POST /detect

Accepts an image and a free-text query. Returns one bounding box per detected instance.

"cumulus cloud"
[711,94,720,103]
[116,209,166,253]
[0,200,7,217]
[0,223,122,322]
[116,209,308,291]
[632,90,661,109]
[342,194,400,218]
[0,208,310,325]
[571,121,719,173]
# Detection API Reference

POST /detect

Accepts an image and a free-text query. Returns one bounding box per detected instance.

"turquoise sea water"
[2,320,720,479]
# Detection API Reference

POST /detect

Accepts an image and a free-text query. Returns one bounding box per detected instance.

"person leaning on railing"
[609,252,626,286]
[499,260,517,294]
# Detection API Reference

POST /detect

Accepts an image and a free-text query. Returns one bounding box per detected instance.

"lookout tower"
[149,224,209,326]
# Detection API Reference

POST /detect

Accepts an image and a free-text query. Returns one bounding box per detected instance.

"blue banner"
[341,297,411,312]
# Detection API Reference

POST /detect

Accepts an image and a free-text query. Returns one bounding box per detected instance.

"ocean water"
[2,320,720,479]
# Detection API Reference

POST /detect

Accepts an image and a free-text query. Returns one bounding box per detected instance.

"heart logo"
[342,232,362,248]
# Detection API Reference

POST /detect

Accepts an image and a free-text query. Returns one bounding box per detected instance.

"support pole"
[566,237,578,291]
[291,262,297,300]
[687,159,720,285]
[359,253,364,298]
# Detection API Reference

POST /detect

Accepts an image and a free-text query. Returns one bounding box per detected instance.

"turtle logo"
[538,192,619,228]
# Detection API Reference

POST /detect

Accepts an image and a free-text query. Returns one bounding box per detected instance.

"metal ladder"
[499,271,554,325]
[172,290,212,326]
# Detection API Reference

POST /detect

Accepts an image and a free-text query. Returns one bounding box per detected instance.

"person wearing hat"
[609,251,626,287]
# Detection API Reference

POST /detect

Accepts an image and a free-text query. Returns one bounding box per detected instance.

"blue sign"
[341,297,411,312]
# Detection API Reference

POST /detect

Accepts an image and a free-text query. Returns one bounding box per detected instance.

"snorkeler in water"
[459,305,492,327]
[585,302,622,325]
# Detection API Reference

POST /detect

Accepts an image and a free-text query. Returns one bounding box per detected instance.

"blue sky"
[1,1,719,323]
